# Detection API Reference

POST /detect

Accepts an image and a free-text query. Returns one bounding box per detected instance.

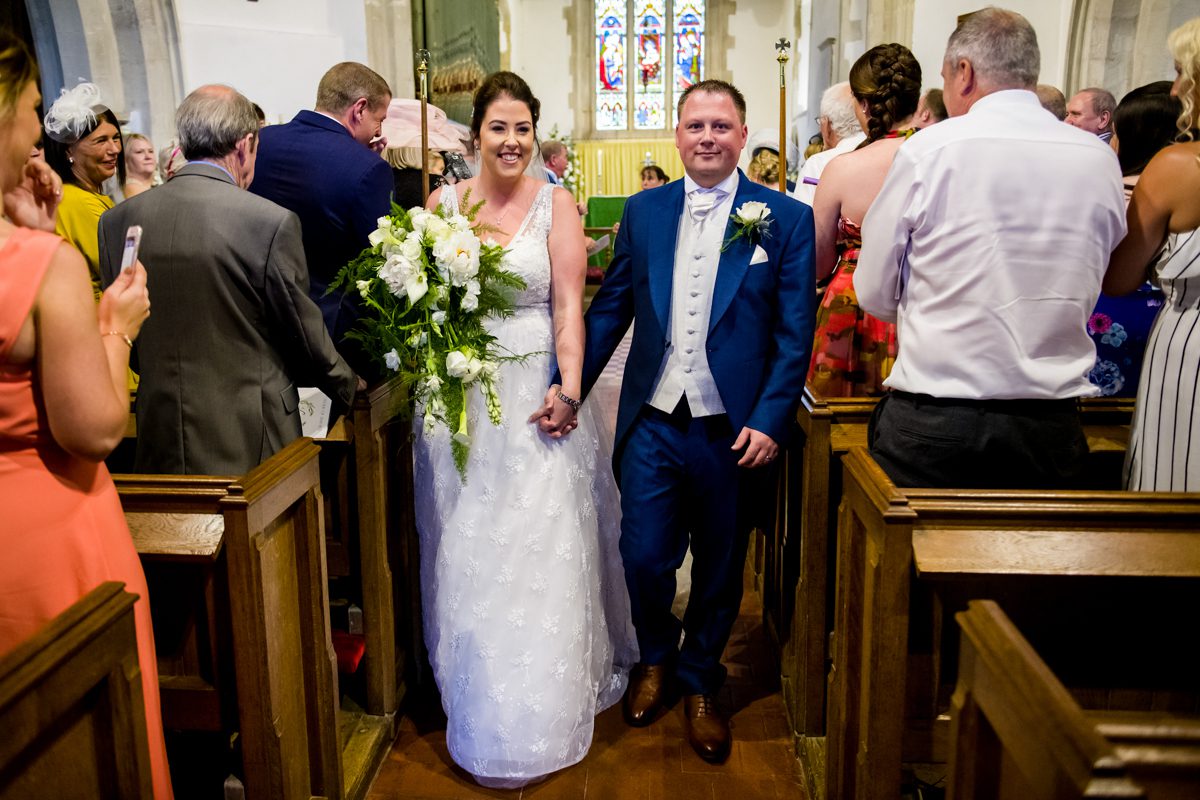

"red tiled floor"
[365,570,808,799]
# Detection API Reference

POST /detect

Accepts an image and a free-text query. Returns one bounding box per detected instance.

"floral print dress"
[1087,282,1164,397]
[807,218,897,396]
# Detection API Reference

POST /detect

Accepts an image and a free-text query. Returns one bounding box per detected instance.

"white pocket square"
[750,244,769,265]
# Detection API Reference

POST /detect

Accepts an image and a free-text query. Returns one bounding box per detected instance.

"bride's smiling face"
[478,94,535,179]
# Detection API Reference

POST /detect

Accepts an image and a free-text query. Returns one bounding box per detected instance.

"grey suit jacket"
[99,162,357,475]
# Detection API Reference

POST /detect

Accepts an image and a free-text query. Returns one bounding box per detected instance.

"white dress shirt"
[855,89,1126,400]
[791,132,866,206]
[648,170,739,416]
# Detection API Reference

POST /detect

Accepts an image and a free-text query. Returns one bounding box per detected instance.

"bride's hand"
[528,384,578,438]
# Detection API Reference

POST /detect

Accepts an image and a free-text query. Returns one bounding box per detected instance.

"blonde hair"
[382,147,444,173]
[0,32,38,122]
[1168,17,1200,141]
[747,148,780,186]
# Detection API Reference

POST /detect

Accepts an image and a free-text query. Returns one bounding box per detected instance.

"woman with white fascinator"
[42,81,124,299]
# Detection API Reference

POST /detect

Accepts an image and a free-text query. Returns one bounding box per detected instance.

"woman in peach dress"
[0,33,172,799]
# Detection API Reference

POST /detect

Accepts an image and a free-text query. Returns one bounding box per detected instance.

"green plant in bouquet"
[330,194,528,478]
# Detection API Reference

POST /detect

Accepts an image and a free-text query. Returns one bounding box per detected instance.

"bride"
[414,71,637,788]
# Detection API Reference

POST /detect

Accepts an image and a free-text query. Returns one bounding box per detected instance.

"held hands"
[98,260,151,343]
[732,426,779,468]
[2,159,63,232]
[528,384,579,439]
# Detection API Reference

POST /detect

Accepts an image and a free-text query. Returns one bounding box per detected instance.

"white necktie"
[688,190,721,227]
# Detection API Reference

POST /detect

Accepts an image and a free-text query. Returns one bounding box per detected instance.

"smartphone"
[120,225,143,273]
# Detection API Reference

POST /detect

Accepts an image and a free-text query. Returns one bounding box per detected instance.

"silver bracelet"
[556,390,581,411]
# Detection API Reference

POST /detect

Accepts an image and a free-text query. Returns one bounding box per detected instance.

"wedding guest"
[1087,81,1178,398]
[542,138,568,184]
[793,82,865,205]
[1067,87,1116,141]
[573,79,815,764]
[745,130,794,192]
[416,70,636,788]
[808,43,920,397]
[640,164,668,189]
[913,88,947,127]
[379,98,461,206]
[1037,84,1068,120]
[122,132,158,199]
[42,81,124,299]
[0,32,172,798]
[1104,17,1200,491]
[856,7,1126,489]
[249,61,393,374]
[98,85,357,475]
[158,138,185,180]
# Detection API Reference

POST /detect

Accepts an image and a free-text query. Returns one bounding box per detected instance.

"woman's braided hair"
[849,43,922,144]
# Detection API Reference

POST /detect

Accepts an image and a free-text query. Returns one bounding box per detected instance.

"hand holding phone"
[120,225,143,273]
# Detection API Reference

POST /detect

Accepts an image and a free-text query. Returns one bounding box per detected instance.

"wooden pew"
[313,377,420,723]
[118,439,346,800]
[949,600,1200,799]
[820,446,1200,800]
[0,582,153,799]
[771,389,1133,746]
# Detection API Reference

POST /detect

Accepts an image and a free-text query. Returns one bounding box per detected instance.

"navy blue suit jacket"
[580,170,816,468]
[249,110,393,345]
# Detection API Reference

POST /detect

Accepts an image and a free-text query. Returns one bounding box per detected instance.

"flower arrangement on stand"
[546,124,584,200]
[330,196,527,478]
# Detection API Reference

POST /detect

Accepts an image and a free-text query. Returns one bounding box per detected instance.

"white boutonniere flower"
[722,200,773,252]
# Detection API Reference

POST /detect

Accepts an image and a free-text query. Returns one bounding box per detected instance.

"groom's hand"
[529,384,578,438]
[732,426,779,468]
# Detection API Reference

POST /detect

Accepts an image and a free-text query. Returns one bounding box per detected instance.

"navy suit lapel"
[709,171,756,333]
[649,181,686,335]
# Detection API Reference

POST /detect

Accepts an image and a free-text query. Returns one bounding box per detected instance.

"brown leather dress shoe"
[623,663,668,727]
[684,694,731,764]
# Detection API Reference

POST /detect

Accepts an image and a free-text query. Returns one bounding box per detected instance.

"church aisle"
[365,574,807,799]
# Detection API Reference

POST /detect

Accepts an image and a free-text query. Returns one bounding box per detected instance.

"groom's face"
[675,91,747,188]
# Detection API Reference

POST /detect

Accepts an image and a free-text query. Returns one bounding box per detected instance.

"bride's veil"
[525,144,550,183]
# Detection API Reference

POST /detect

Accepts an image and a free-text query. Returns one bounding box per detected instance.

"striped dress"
[1125,227,1200,491]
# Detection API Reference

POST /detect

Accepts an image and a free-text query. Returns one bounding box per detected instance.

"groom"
[547,79,815,762]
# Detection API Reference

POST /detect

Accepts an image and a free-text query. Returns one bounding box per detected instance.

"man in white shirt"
[792,82,865,206]
[854,7,1126,489]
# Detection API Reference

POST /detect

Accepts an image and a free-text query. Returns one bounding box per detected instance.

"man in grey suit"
[99,85,358,475]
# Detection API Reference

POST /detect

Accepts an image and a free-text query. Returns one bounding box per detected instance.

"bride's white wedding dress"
[413,182,637,787]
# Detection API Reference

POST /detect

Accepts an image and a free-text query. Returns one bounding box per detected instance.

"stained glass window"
[593,0,706,132]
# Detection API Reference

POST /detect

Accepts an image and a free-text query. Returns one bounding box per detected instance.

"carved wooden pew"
[773,389,1133,745]
[118,439,344,800]
[0,582,153,799]
[820,446,1200,800]
[949,600,1200,799]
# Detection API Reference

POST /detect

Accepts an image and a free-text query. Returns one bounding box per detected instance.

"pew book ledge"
[913,528,1200,579]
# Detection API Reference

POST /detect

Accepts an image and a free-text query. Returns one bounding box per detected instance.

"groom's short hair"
[676,79,747,124]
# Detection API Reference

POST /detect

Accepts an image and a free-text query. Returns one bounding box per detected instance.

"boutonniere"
[721,201,773,252]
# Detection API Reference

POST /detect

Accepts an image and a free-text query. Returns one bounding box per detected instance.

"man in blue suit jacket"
[555,80,815,763]
[249,62,393,373]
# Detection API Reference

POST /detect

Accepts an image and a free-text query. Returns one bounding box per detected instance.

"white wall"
[910,0,1074,92]
[727,0,796,147]
[174,0,369,123]
[503,0,576,138]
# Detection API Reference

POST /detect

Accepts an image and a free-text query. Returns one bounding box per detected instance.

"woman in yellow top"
[42,82,124,300]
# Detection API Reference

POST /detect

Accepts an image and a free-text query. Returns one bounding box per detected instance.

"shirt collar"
[314,110,351,132]
[967,88,1041,114]
[684,169,739,198]
[188,159,237,184]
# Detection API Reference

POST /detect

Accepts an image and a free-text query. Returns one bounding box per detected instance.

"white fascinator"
[43,82,110,144]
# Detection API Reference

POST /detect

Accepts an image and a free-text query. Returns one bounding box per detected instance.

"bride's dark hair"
[470,71,541,142]
[849,43,921,144]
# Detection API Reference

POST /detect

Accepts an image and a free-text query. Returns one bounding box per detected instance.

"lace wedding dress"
[413,182,637,787]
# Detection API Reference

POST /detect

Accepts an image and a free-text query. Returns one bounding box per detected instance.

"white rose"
[424,216,452,243]
[383,349,401,372]
[400,233,423,262]
[445,349,485,383]
[735,201,770,225]
[409,209,433,235]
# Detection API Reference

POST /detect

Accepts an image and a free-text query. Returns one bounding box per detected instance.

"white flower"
[356,279,373,297]
[423,374,443,396]
[447,213,472,232]
[735,201,770,225]
[446,349,485,383]
[400,232,423,262]
[432,310,446,325]
[377,253,417,298]
[367,216,395,249]
[406,331,428,347]
[408,208,433,235]
[404,267,428,304]
[383,349,401,372]
[433,229,482,286]
[461,279,481,312]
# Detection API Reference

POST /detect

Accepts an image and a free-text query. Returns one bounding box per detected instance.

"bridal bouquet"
[331,197,527,476]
